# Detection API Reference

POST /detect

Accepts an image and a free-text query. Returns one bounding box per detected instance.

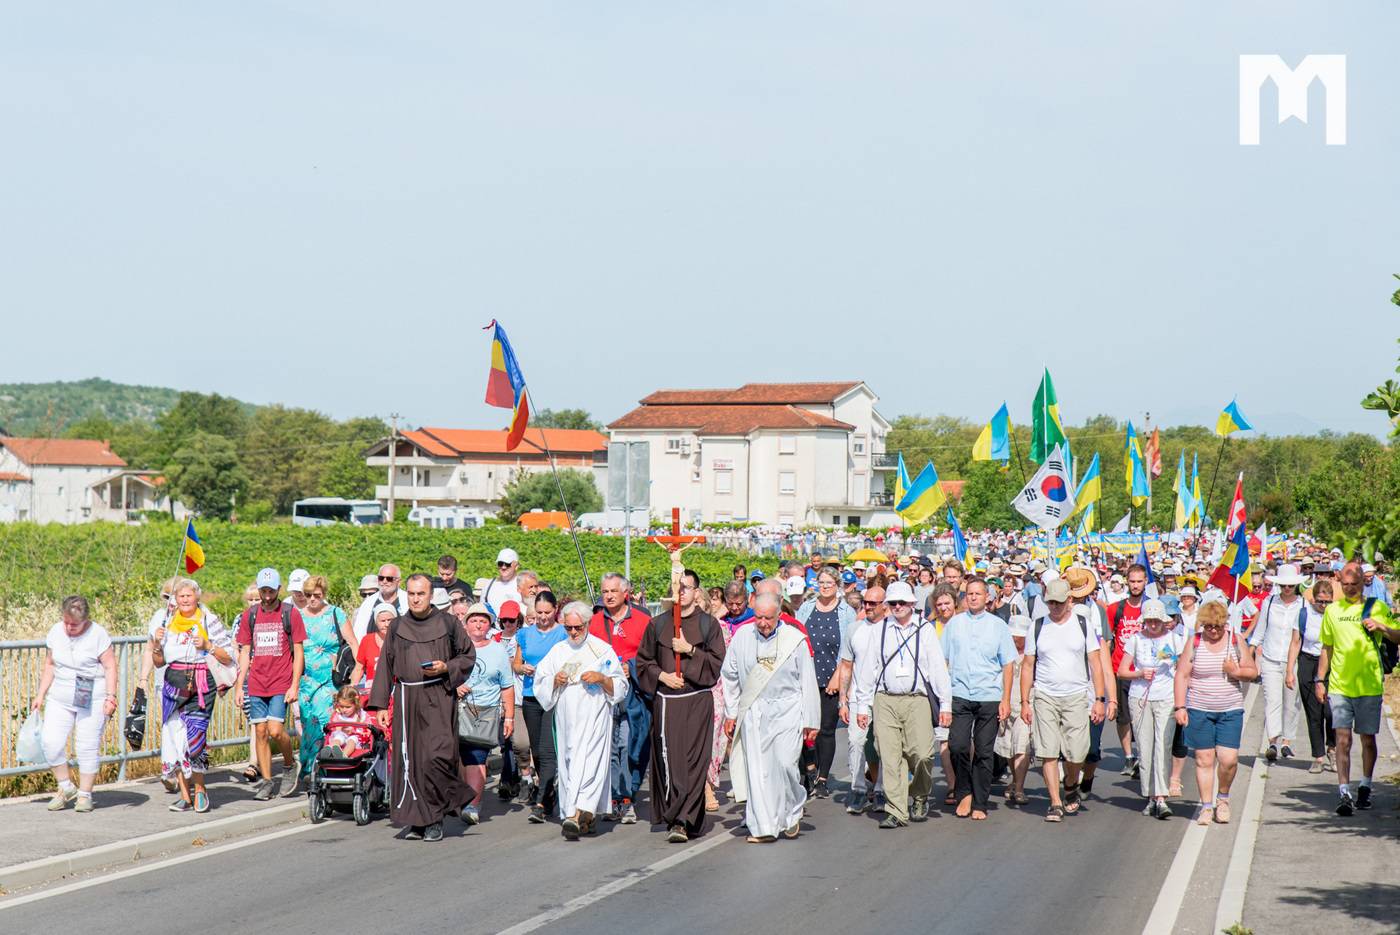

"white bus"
[292,498,386,527]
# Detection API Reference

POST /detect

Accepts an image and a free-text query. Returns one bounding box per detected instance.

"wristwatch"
[1096,695,1107,702]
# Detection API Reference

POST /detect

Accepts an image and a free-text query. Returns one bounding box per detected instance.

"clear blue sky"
[3,3,1397,437]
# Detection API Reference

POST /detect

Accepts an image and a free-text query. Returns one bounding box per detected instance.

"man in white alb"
[850,581,952,828]
[722,593,820,843]
[533,601,629,840]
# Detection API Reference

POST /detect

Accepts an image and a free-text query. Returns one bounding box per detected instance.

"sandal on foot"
[1063,787,1082,815]
[1214,798,1231,823]
[1168,781,1184,798]
[1045,805,1064,823]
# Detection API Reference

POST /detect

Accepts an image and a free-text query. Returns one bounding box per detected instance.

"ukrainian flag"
[971,403,1011,467]
[895,453,912,510]
[1215,399,1253,437]
[484,320,530,451]
[1172,452,1192,531]
[1124,422,1150,507]
[1189,452,1202,525]
[1070,452,1101,519]
[183,519,205,574]
[947,507,968,565]
[897,460,947,525]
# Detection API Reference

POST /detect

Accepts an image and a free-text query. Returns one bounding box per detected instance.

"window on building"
[778,513,795,527]
[779,471,796,494]
[853,435,866,455]
[666,437,682,453]
[715,471,733,494]
[779,435,796,454]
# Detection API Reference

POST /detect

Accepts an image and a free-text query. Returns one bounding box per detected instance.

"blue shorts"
[459,743,490,766]
[248,694,288,725]
[1185,708,1244,751]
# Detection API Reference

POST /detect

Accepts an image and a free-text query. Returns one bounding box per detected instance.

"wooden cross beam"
[647,508,705,676]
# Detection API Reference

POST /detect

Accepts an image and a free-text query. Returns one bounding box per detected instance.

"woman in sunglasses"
[1174,601,1257,826]
[1289,579,1337,774]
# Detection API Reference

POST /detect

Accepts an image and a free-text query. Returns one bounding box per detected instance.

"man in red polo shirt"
[589,572,652,824]
[1105,563,1148,777]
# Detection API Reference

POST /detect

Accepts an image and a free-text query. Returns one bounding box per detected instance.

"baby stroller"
[307,720,388,826]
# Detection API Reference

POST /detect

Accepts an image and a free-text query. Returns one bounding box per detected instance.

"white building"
[607,382,895,527]
[363,427,608,515]
[0,437,128,524]
[88,469,190,524]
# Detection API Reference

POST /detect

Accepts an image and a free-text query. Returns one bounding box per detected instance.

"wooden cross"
[647,507,706,676]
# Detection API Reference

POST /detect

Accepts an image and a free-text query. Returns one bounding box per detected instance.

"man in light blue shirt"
[941,578,1016,821]
[1362,564,1389,604]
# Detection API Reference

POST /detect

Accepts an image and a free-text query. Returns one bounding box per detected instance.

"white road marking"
[1142,683,1259,935]
[497,829,737,934]
[0,822,316,910]
[1213,708,1269,934]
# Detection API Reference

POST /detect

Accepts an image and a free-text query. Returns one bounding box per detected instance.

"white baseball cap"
[287,568,310,593]
[256,568,280,590]
[496,548,519,565]
[1362,563,1376,573]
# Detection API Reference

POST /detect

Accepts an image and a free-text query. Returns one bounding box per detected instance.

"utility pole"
[387,412,400,523]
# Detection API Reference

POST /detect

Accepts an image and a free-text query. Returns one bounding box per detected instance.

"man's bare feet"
[955,795,973,818]
[971,810,988,820]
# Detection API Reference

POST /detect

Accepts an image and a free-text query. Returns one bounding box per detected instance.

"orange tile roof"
[0,471,31,482]
[641,382,862,406]
[1,437,126,467]
[401,427,607,459]
[609,404,853,435]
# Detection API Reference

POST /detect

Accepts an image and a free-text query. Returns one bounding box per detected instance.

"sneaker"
[1194,805,1213,826]
[1142,802,1157,818]
[1130,761,1141,780]
[194,791,210,814]
[1336,793,1355,817]
[1080,776,1094,796]
[404,826,425,840]
[1266,744,1278,763]
[1325,751,1336,772]
[813,778,831,799]
[1214,797,1231,824]
[423,822,443,842]
[1356,786,1373,810]
[253,780,274,801]
[1121,756,1138,776]
[1155,801,1172,820]
[870,791,887,814]
[1309,760,1324,774]
[562,813,581,840]
[878,815,907,829]
[845,790,869,815]
[47,788,78,812]
[74,794,94,814]
[909,796,929,823]
[279,770,302,798]
[168,798,193,813]
[620,801,638,825]
[667,824,689,844]
[1281,744,1295,759]
[462,805,480,826]
[497,781,517,801]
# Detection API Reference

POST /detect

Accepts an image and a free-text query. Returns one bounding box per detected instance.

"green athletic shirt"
[1319,595,1395,698]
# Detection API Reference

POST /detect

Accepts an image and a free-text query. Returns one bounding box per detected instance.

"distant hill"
[0,378,225,436]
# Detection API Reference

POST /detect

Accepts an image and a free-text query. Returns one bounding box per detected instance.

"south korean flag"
[1013,444,1074,531]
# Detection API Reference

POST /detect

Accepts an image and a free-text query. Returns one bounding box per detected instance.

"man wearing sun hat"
[1250,563,1307,762]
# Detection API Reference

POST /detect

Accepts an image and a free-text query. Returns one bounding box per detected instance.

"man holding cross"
[635,567,726,843]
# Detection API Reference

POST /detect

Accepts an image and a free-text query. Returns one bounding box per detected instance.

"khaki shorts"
[1031,689,1091,762]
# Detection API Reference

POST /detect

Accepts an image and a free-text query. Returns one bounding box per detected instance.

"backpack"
[1032,610,1092,681]
[1362,598,1397,676]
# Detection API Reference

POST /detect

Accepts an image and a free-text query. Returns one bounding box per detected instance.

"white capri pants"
[1258,656,1299,743]
[43,700,107,775]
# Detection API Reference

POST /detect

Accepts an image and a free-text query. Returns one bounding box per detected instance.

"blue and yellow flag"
[1124,422,1150,507]
[182,519,205,574]
[1172,452,1193,531]
[971,403,1011,467]
[1188,452,1203,525]
[1215,399,1252,437]
[947,507,968,566]
[1070,452,1100,520]
[895,453,912,511]
[897,460,947,525]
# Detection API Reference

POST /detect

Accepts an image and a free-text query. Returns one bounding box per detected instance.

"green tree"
[64,415,161,468]
[241,405,337,513]
[321,444,378,499]
[152,392,250,466]
[498,468,602,522]
[532,408,602,431]
[165,431,249,519]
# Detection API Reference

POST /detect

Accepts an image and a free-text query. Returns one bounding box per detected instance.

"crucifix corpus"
[647,507,706,676]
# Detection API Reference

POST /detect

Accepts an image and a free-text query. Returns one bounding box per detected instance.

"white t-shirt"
[1123,631,1184,702]
[352,591,407,641]
[1248,596,1302,663]
[45,622,113,707]
[1026,610,1101,697]
[481,578,522,616]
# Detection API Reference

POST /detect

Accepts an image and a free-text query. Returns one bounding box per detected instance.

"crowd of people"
[31,537,1397,843]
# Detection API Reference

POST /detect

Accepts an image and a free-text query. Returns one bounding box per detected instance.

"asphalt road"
[0,723,1240,935]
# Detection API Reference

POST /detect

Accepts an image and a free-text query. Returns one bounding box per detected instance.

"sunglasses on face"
[563,623,586,632]
[862,600,885,608]
[498,562,513,569]
[1201,623,1225,631]
[378,575,398,582]
[887,600,911,608]
[450,596,469,605]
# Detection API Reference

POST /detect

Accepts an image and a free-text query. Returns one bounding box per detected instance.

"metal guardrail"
[0,636,251,779]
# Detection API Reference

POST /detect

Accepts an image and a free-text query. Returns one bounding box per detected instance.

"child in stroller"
[308,686,387,825]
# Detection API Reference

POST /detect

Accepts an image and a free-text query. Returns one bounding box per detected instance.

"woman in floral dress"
[297,575,357,776]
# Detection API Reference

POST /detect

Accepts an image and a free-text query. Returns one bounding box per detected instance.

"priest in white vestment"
[721,593,820,843]
[534,601,629,839]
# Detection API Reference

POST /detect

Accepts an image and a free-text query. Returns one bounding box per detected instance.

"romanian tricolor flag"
[182,519,205,574]
[1207,474,1253,600]
[484,320,530,451]
[1215,399,1253,437]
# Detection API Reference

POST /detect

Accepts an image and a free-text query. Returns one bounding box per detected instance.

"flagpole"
[1193,435,1229,561]
[1008,423,1029,485]
[522,386,596,604]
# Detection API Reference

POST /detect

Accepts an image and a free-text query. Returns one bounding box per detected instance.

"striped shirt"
[1186,635,1246,712]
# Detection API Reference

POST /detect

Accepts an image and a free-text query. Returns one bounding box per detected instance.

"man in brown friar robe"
[635,567,726,843]
[368,573,475,842]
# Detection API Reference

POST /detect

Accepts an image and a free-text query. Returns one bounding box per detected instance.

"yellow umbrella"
[845,548,891,563]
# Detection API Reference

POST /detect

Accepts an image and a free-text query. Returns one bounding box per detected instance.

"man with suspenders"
[850,581,952,829]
